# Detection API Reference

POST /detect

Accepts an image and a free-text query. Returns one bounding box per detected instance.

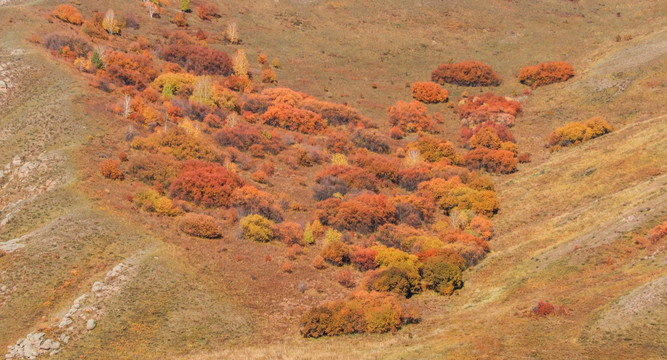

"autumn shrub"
[312,255,326,269]
[469,215,494,241]
[421,255,463,295]
[197,2,220,20]
[259,104,326,134]
[647,220,667,244]
[104,51,158,89]
[547,116,613,148]
[152,73,198,96]
[326,133,355,154]
[43,32,91,58]
[440,229,489,267]
[362,267,413,297]
[392,194,436,226]
[231,186,284,221]
[325,194,396,233]
[99,159,123,180]
[464,148,518,174]
[457,93,522,127]
[215,124,285,154]
[397,166,431,191]
[261,68,277,84]
[53,4,83,25]
[374,224,422,249]
[411,82,449,103]
[387,100,438,133]
[418,177,499,216]
[171,12,188,27]
[518,62,574,88]
[300,98,368,127]
[179,213,222,238]
[300,291,413,338]
[372,246,422,295]
[349,150,400,183]
[240,214,275,242]
[410,136,462,164]
[460,121,516,146]
[131,128,219,161]
[160,45,232,76]
[315,165,377,194]
[169,160,245,207]
[275,221,304,246]
[336,270,356,288]
[350,129,390,154]
[532,300,556,316]
[127,153,180,188]
[320,239,350,266]
[350,247,378,271]
[431,61,501,87]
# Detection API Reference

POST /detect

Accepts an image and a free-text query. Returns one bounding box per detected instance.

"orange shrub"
[647,220,667,244]
[53,4,83,25]
[317,193,396,233]
[160,45,232,76]
[169,160,245,207]
[410,136,462,164]
[386,100,437,133]
[518,62,574,88]
[411,82,449,103]
[179,213,222,238]
[350,247,378,271]
[431,61,501,87]
[259,104,326,134]
[464,148,518,174]
[300,291,416,337]
[171,12,188,27]
[275,221,304,246]
[320,239,350,266]
[312,255,326,269]
[99,159,123,180]
[547,116,613,148]
[261,68,277,84]
[197,2,220,20]
[104,51,159,89]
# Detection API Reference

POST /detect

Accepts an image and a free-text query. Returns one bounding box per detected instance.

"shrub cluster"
[547,116,613,149]
[519,62,574,88]
[411,82,449,104]
[179,213,222,238]
[431,61,501,87]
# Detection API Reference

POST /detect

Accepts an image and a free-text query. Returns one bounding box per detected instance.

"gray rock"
[59,334,69,344]
[92,281,104,293]
[58,317,72,328]
[86,319,96,330]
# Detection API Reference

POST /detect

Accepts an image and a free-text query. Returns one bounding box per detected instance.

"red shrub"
[315,165,377,192]
[197,2,220,20]
[457,93,522,127]
[411,82,449,103]
[350,247,378,271]
[532,300,556,316]
[392,194,436,225]
[104,51,158,89]
[179,213,222,238]
[214,124,285,154]
[647,220,667,245]
[99,159,123,180]
[398,166,431,191]
[519,62,574,88]
[326,133,355,154]
[300,98,368,127]
[327,193,396,233]
[169,160,245,207]
[349,150,401,183]
[464,148,518,174]
[431,61,501,87]
[160,45,232,76]
[387,100,437,133]
[53,4,83,25]
[259,104,326,134]
[275,221,304,246]
[336,270,356,288]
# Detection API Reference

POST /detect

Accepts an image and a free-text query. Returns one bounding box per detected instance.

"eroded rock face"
[5,262,131,359]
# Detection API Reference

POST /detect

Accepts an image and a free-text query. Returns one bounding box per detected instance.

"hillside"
[0,0,665,359]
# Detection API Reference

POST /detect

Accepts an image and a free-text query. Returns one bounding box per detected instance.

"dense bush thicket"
[547,117,613,149]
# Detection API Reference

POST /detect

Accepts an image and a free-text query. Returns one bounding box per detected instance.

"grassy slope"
[0,0,665,359]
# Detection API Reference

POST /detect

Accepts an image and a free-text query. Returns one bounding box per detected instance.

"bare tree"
[123,94,131,118]
[147,3,156,18]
